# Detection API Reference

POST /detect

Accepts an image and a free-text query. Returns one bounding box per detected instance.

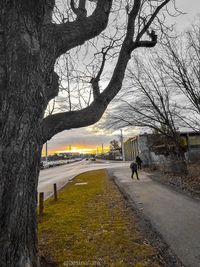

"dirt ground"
[148,163,200,199]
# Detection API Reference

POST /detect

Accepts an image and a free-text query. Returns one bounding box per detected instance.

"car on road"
[40,162,44,170]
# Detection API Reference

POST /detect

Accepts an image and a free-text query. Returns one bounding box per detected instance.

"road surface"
[38,159,129,199]
[111,167,200,267]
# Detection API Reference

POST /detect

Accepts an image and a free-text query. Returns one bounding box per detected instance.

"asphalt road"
[110,167,200,267]
[38,159,129,199]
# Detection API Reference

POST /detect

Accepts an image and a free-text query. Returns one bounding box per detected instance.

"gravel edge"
[147,170,200,201]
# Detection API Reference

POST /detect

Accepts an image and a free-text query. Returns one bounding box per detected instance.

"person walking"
[130,161,139,180]
[136,155,143,170]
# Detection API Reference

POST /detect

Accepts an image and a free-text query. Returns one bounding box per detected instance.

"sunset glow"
[42,145,110,156]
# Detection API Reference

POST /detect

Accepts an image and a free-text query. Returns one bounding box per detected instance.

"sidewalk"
[109,167,200,267]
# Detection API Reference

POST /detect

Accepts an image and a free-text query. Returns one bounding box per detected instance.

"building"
[124,132,200,168]
[124,134,157,166]
[182,132,200,162]
[124,136,139,161]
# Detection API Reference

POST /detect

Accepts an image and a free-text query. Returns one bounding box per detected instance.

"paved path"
[110,167,200,267]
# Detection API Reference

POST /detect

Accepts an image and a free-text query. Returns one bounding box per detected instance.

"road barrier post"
[39,192,44,216]
[54,183,58,201]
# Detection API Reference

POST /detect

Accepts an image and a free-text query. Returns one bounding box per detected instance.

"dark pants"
[137,162,142,170]
[131,169,139,180]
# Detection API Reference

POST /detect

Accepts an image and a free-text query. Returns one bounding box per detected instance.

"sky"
[43,0,200,156]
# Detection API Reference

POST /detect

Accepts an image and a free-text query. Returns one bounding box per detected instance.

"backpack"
[130,162,137,171]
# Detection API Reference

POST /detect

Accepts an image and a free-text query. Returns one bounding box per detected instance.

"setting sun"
[42,145,110,156]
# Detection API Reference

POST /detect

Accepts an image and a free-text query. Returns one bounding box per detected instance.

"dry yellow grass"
[38,169,160,267]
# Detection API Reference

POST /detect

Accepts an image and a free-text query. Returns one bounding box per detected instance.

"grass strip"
[38,169,160,267]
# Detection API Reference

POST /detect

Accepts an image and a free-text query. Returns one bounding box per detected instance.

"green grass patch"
[38,170,160,267]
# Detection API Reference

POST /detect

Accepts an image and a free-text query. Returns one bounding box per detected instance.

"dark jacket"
[136,156,142,164]
[130,162,137,171]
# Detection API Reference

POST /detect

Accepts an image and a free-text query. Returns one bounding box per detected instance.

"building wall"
[124,137,139,161]
[124,132,200,166]
[186,134,200,162]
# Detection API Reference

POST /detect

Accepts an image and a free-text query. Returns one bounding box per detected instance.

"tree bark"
[0,1,113,266]
[0,3,46,266]
[0,139,42,267]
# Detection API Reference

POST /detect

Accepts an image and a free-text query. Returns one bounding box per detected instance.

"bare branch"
[52,0,113,57]
[102,50,187,156]
[70,0,87,20]
[90,44,113,100]
[136,0,170,41]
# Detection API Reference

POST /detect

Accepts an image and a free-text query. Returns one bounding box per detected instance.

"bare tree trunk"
[0,48,44,266]
[0,139,42,267]
[0,55,44,265]
[0,3,45,266]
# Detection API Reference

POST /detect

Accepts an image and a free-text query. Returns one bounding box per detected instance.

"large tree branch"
[41,0,141,142]
[101,0,171,103]
[90,45,112,100]
[51,0,113,57]
[134,31,157,48]
[42,0,171,143]
[70,0,87,20]
[42,96,108,142]
[100,0,142,102]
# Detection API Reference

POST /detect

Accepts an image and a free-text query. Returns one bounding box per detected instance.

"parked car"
[40,162,44,170]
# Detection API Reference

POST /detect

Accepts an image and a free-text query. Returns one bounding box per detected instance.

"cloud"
[45,124,116,153]
[44,119,142,156]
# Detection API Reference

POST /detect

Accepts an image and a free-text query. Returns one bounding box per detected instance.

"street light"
[120,129,125,161]
[45,141,48,162]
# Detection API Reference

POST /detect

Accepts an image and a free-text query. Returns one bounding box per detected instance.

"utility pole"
[120,129,125,161]
[69,144,72,158]
[101,144,104,159]
[45,142,48,162]
[66,53,72,111]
